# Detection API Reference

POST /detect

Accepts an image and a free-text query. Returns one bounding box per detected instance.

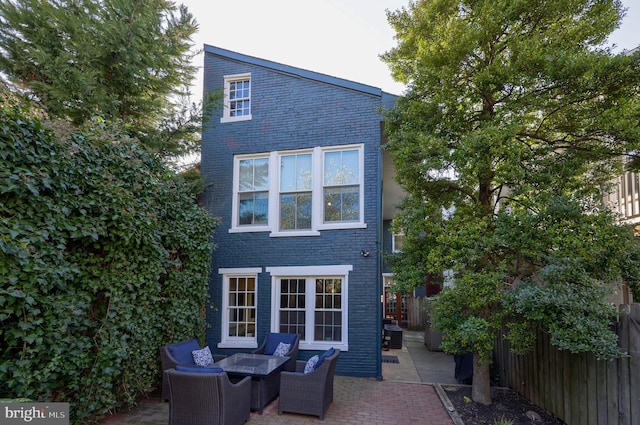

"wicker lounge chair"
[159,339,226,401]
[278,348,340,420]
[252,332,300,372]
[166,367,251,425]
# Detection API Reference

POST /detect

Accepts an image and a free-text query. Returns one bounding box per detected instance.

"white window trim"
[230,153,272,233]
[266,265,351,351]
[230,145,366,236]
[316,145,366,231]
[272,148,316,236]
[217,267,261,349]
[220,73,252,123]
[392,233,404,253]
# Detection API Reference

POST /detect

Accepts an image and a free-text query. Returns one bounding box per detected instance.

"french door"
[383,276,408,327]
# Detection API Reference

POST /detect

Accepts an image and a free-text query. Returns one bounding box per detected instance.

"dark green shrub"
[0,106,217,423]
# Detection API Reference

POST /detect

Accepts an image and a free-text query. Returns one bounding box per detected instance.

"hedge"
[0,106,217,423]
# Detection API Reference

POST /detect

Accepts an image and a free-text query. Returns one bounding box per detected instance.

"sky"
[179,0,640,99]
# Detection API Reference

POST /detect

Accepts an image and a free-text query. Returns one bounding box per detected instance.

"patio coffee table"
[214,353,290,414]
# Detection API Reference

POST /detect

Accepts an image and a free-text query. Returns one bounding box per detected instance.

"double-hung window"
[279,153,313,231]
[323,149,360,223]
[266,265,351,351]
[218,268,260,349]
[238,157,269,226]
[221,73,251,123]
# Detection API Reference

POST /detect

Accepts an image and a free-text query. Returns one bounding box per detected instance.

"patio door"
[383,276,408,327]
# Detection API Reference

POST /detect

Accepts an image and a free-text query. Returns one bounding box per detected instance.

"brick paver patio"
[100,375,454,425]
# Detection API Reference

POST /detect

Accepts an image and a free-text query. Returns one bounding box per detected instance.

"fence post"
[629,304,640,425]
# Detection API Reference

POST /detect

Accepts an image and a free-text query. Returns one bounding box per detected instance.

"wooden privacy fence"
[405,296,428,330]
[493,303,640,425]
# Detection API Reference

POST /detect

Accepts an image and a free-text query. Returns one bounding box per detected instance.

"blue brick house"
[200,45,400,379]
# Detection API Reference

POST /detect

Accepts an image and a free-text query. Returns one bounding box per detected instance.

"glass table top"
[213,353,290,376]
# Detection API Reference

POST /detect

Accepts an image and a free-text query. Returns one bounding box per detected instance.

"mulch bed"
[444,385,565,424]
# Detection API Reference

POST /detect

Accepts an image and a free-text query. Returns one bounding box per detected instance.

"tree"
[0,0,208,158]
[382,0,640,404]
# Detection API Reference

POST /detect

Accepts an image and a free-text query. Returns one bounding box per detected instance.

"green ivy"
[0,106,217,423]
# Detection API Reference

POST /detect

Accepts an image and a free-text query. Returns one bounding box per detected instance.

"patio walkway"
[99,331,458,425]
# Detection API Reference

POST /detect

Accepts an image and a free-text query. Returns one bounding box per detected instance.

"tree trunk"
[471,355,492,405]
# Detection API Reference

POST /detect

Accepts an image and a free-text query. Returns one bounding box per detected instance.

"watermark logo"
[0,403,69,425]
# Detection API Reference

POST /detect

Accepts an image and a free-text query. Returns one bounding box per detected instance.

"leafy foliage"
[504,261,621,360]
[0,0,214,158]
[382,0,640,402]
[0,104,217,423]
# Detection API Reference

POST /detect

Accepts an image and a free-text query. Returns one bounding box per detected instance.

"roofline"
[624,46,640,56]
[204,44,392,97]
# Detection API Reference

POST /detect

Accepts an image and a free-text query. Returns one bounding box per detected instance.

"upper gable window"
[221,73,252,123]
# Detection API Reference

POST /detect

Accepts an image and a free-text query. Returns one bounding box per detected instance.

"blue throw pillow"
[264,333,297,355]
[168,339,201,365]
[315,347,335,369]
[175,365,223,374]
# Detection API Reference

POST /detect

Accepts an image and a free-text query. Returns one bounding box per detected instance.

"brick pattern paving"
[99,376,454,425]
[251,376,453,424]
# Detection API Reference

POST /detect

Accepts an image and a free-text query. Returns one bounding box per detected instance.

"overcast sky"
[180,0,640,97]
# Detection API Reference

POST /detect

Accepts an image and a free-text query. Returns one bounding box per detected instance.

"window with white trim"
[323,149,360,223]
[221,73,251,123]
[218,268,260,349]
[267,265,351,351]
[238,157,269,226]
[230,145,365,235]
[392,234,404,252]
[279,153,312,230]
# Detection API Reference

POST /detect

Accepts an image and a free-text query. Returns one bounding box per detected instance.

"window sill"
[317,222,367,231]
[220,114,252,123]
[300,342,348,352]
[217,341,258,349]
[270,230,321,237]
[229,226,270,233]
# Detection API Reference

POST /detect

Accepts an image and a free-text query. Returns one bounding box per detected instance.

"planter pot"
[424,318,443,351]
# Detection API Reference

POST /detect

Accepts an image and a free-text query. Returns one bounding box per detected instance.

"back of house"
[200,45,397,378]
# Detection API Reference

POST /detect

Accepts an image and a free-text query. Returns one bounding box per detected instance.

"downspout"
[375,123,384,381]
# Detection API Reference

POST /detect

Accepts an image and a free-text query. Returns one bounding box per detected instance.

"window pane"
[238,157,268,226]
[314,311,342,342]
[229,78,251,116]
[226,276,256,338]
[280,192,311,230]
[279,311,306,337]
[230,99,250,116]
[280,154,312,191]
[239,192,268,225]
[324,150,358,185]
[230,80,250,100]
[313,278,342,342]
[323,149,360,224]
[239,158,268,191]
[324,186,359,222]
[279,279,306,338]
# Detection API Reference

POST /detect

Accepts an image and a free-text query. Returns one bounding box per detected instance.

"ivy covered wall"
[0,105,217,423]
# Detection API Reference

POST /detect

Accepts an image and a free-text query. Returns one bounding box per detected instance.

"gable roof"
[204,44,398,106]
